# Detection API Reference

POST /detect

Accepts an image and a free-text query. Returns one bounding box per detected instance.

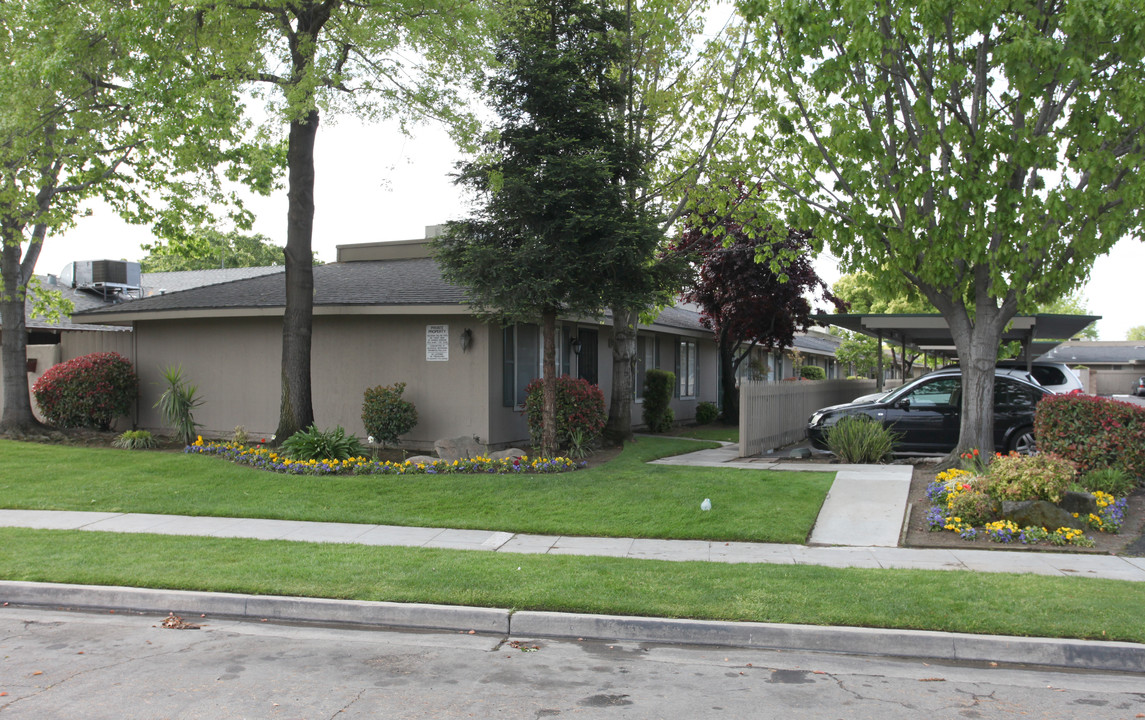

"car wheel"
[1008,426,1036,455]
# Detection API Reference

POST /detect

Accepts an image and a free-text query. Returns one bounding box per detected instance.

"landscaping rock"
[789,447,812,459]
[1002,500,1086,530]
[1058,491,1098,517]
[434,436,484,462]
[491,448,527,461]
[404,455,438,465]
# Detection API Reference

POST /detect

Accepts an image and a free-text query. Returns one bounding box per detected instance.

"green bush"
[154,365,203,446]
[641,369,675,433]
[695,401,719,425]
[362,382,418,448]
[524,376,607,449]
[985,453,1076,504]
[112,430,155,450]
[947,481,999,526]
[800,365,826,381]
[1079,467,1137,497]
[1035,394,1145,479]
[825,416,898,463]
[281,425,366,461]
[32,352,138,430]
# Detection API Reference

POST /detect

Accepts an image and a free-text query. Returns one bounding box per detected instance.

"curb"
[3,581,1144,674]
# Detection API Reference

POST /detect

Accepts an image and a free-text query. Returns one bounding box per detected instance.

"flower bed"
[185,438,582,476]
[925,466,1129,548]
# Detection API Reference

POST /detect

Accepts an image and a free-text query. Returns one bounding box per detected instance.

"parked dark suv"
[807,369,1051,454]
[1133,377,1145,397]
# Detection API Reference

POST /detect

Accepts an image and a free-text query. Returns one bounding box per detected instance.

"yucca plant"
[281,425,367,461]
[155,365,204,446]
[825,416,899,464]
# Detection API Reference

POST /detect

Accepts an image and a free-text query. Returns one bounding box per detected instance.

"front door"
[577,329,598,385]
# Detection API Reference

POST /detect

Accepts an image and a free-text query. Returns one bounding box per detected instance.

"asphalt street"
[2,607,1143,720]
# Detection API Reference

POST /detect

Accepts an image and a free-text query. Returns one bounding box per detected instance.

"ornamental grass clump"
[824,416,899,463]
[32,352,138,430]
[112,430,155,450]
[280,425,367,462]
[1080,467,1137,498]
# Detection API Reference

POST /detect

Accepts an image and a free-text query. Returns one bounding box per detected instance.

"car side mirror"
[895,398,910,410]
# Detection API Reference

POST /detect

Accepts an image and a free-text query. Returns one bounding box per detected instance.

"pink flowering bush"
[32,352,138,430]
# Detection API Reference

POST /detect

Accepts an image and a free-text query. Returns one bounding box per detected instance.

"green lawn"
[1,527,1141,643]
[0,436,830,543]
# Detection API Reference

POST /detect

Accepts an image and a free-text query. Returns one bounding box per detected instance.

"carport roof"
[811,313,1101,359]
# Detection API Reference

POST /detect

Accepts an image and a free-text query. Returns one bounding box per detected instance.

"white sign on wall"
[426,324,449,361]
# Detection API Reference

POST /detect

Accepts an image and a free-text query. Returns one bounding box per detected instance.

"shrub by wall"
[362,382,418,448]
[524,375,606,449]
[1034,394,1145,480]
[32,352,138,430]
[800,365,826,381]
[695,401,719,425]
[642,369,675,433]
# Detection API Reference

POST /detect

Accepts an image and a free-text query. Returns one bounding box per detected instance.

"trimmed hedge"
[362,382,418,448]
[32,352,138,430]
[799,365,826,380]
[524,375,606,449]
[642,369,675,433]
[1034,394,1145,480]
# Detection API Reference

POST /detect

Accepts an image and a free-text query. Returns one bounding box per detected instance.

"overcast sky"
[33,105,1145,342]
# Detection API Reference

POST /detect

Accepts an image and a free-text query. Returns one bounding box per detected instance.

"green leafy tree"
[833,271,933,376]
[141,229,305,272]
[433,0,657,457]
[1036,292,1098,341]
[603,1,759,443]
[1129,326,1145,342]
[735,0,1145,461]
[0,0,273,432]
[198,1,486,443]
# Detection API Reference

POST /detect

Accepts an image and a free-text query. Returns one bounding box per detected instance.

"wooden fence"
[738,379,902,457]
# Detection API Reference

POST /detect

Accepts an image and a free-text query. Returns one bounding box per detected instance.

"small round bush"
[524,375,607,449]
[32,352,138,430]
[362,382,418,448]
[985,452,1076,504]
[695,401,719,425]
[947,485,998,527]
[800,365,826,381]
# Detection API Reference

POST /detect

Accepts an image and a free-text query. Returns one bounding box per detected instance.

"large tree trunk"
[603,305,638,446]
[275,109,319,442]
[541,309,557,457]
[0,224,44,433]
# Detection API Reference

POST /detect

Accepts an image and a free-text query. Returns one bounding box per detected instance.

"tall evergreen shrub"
[362,382,418,448]
[642,369,675,433]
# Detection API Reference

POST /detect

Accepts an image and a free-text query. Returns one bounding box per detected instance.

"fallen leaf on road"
[32,672,42,676]
[1,691,8,696]
[919,678,945,682]
[161,613,201,630]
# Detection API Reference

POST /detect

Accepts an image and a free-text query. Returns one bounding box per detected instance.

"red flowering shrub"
[1034,394,1145,481]
[32,352,138,430]
[524,375,606,449]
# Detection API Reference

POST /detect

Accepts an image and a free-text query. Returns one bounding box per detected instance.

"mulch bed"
[901,460,1145,556]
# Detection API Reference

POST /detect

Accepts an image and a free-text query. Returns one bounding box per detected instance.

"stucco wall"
[130,315,494,449]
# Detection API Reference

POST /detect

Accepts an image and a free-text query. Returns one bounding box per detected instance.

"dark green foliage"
[361,382,418,448]
[1035,394,1145,479]
[154,365,203,446]
[695,401,719,425]
[281,425,366,462]
[642,369,675,433]
[32,352,138,430]
[825,416,897,463]
[800,366,826,380]
[524,376,606,449]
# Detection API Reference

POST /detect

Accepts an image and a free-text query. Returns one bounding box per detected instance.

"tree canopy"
[1129,326,1145,342]
[139,229,320,272]
[733,0,1145,459]
[434,0,659,455]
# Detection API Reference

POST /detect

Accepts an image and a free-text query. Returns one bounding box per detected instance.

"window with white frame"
[675,338,697,398]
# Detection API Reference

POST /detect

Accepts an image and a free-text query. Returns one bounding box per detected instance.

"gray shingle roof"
[141,266,284,295]
[1040,342,1145,365]
[76,258,465,316]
